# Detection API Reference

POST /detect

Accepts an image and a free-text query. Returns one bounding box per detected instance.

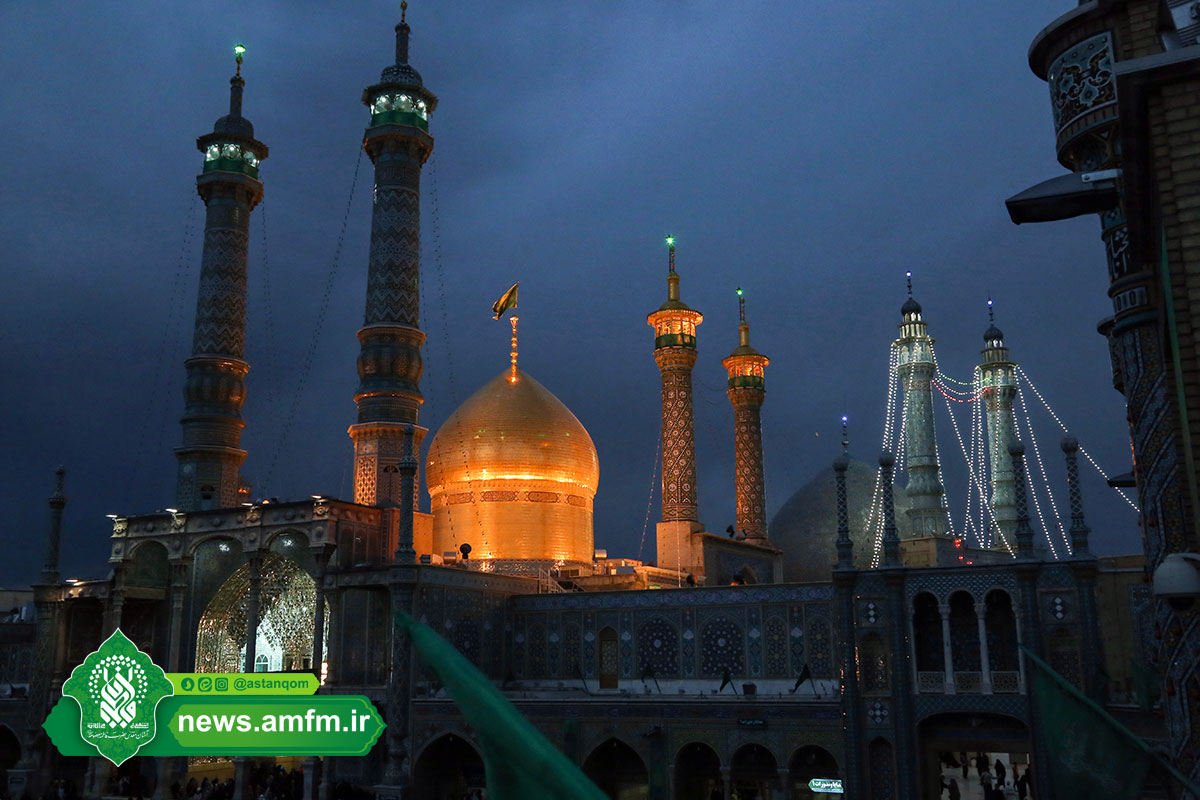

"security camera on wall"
[1152,553,1200,611]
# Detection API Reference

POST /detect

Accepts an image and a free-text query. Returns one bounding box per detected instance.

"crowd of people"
[940,752,1032,800]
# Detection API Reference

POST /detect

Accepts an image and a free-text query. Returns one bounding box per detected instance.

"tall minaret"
[722,289,770,542]
[894,273,947,537]
[980,299,1018,548]
[349,2,438,507]
[648,236,704,525]
[176,46,267,511]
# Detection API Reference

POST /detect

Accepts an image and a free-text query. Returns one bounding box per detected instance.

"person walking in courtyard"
[947,778,961,800]
[960,752,969,780]
[995,757,1006,787]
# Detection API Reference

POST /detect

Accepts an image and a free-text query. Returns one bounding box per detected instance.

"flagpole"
[510,314,519,381]
[1021,646,1200,795]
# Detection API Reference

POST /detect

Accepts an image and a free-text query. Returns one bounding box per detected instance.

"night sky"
[0,1,1140,587]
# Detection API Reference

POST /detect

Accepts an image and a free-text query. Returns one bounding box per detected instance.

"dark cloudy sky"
[0,1,1140,587]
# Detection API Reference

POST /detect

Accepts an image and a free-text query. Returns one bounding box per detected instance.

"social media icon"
[215,677,229,692]
[181,677,195,691]
[198,677,213,692]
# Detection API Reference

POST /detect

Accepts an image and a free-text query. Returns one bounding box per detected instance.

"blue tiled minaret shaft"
[980,302,1018,548]
[350,5,438,507]
[176,52,267,511]
[894,277,948,537]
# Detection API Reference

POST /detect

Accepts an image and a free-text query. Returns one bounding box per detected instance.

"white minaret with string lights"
[979,299,1019,548]
[895,273,948,537]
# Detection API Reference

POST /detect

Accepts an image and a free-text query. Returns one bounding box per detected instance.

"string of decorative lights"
[1015,387,1072,555]
[938,389,1016,556]
[873,345,902,568]
[932,380,984,403]
[261,148,363,494]
[1015,366,1140,512]
[972,371,987,545]
[937,382,985,546]
[936,369,978,388]
[868,344,900,568]
[425,153,489,557]
[128,191,198,504]
[256,199,280,422]
[635,433,662,563]
[1009,405,1061,559]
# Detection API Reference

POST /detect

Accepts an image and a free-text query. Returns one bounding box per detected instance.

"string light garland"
[1016,386,1072,555]
[635,433,662,563]
[1016,366,1140,512]
[1009,405,1060,559]
[938,388,1013,552]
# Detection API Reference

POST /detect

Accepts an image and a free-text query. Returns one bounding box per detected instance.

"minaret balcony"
[727,374,765,390]
[369,93,430,131]
[654,332,696,349]
[203,142,260,178]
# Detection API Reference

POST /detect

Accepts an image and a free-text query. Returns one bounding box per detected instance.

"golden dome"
[425,368,599,571]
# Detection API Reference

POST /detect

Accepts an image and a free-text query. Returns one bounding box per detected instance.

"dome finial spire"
[988,294,995,324]
[396,1,411,64]
[229,44,247,115]
[906,270,913,297]
[735,288,750,348]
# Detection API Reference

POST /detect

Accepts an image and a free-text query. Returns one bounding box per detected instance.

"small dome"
[984,324,1004,342]
[901,297,922,316]
[769,458,913,582]
[380,62,424,87]
[213,114,254,138]
[425,369,599,570]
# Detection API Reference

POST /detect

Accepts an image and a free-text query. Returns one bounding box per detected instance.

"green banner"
[398,612,607,800]
[45,694,383,757]
[1024,647,1148,799]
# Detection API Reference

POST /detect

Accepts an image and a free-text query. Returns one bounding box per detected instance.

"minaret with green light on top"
[349,1,439,507]
[176,45,267,511]
[648,236,704,524]
[722,289,770,542]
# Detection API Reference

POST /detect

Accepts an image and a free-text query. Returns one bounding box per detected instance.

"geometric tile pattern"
[732,403,767,537]
[364,187,420,327]
[192,227,250,356]
[658,367,698,521]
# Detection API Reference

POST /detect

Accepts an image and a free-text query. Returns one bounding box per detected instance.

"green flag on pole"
[492,282,519,319]
[398,612,607,800]
[1023,646,1151,798]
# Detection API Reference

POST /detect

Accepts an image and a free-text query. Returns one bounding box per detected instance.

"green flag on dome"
[492,282,519,319]
[398,612,607,800]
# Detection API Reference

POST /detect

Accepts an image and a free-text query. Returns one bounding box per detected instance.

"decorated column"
[722,290,770,542]
[176,46,267,511]
[894,276,948,537]
[349,1,438,509]
[979,300,1019,548]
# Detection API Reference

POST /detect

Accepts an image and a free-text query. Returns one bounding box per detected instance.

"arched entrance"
[674,742,721,799]
[729,744,778,800]
[787,746,838,799]
[195,551,328,673]
[0,725,20,795]
[583,738,649,799]
[413,734,485,799]
[918,713,1030,800]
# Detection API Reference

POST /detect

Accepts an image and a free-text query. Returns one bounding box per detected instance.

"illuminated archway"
[195,552,328,673]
